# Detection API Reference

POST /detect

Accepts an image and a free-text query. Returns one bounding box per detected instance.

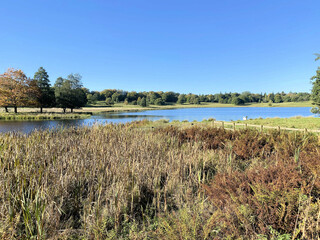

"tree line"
[86,89,310,107]
[0,68,87,113]
[0,66,315,113]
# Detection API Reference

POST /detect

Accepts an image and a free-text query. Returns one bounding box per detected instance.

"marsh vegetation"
[0,113,90,121]
[0,121,320,239]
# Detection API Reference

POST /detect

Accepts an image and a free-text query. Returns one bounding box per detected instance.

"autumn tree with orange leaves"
[0,68,40,113]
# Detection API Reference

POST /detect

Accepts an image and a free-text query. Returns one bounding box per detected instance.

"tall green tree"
[34,67,55,113]
[105,97,114,106]
[177,94,186,104]
[161,91,178,103]
[146,91,159,105]
[274,94,283,103]
[140,97,147,107]
[111,92,121,103]
[311,54,320,114]
[154,98,165,105]
[54,74,87,113]
[232,96,245,105]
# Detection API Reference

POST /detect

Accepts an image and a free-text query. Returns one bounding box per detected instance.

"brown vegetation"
[0,122,319,239]
[0,68,40,113]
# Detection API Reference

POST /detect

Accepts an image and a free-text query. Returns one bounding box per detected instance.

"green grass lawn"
[130,116,320,132]
[236,116,320,130]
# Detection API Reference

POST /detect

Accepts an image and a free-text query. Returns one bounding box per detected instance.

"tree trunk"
[70,108,73,113]
[63,108,66,113]
[40,107,43,113]
[4,107,8,113]
[14,106,17,113]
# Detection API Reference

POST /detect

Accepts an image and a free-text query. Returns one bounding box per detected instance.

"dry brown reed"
[0,122,319,239]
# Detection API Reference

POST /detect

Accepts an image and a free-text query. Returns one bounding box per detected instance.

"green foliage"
[85,88,311,106]
[257,226,291,240]
[154,98,165,105]
[54,74,87,112]
[311,107,320,114]
[131,100,137,105]
[87,91,103,104]
[140,97,147,107]
[311,54,320,114]
[111,92,121,103]
[232,96,245,105]
[187,94,201,104]
[274,94,283,103]
[105,97,114,106]
[177,94,186,104]
[161,91,178,103]
[154,200,216,240]
[34,67,55,111]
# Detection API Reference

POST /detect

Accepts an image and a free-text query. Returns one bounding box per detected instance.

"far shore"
[0,101,313,114]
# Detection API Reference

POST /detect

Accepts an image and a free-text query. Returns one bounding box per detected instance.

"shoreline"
[82,101,313,113]
[0,112,91,121]
[0,102,314,122]
[0,101,312,115]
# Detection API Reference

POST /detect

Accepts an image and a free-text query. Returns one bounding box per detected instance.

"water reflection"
[96,114,165,119]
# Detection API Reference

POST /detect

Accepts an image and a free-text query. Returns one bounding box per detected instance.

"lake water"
[0,107,315,134]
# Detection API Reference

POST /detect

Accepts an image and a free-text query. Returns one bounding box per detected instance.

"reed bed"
[0,121,319,239]
[0,113,90,121]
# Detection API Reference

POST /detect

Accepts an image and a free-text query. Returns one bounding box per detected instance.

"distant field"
[129,117,320,132]
[0,101,313,114]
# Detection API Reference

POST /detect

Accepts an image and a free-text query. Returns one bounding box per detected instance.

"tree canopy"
[311,54,320,114]
[0,68,40,113]
[34,67,55,112]
[54,74,87,112]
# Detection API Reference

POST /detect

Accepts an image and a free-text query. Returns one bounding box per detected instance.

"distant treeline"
[0,67,312,113]
[85,89,311,106]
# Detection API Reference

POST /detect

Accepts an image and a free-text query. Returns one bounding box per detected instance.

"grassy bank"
[0,113,91,120]
[236,116,320,130]
[1,121,320,239]
[1,101,312,114]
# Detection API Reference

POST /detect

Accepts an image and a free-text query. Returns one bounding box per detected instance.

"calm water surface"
[0,107,314,134]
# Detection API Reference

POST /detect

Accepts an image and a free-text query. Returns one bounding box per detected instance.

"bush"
[232,97,245,105]
[105,97,114,106]
[154,98,165,105]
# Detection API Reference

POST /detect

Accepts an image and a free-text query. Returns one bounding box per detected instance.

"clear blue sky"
[0,0,319,94]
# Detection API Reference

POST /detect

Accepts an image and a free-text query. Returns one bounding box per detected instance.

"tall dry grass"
[0,121,319,239]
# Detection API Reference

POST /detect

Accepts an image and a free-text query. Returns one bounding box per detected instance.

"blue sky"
[0,0,319,94]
